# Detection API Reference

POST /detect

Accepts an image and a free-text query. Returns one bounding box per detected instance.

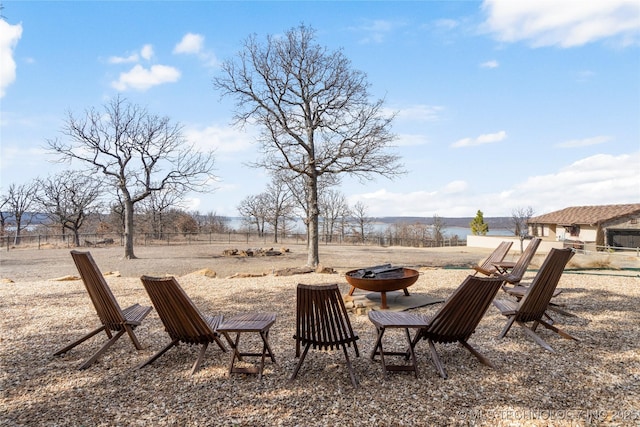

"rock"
[193,268,217,278]
[226,272,267,279]
[50,275,80,281]
[273,267,314,276]
[315,265,336,274]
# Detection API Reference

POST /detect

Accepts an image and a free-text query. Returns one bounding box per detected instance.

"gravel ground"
[1,244,639,426]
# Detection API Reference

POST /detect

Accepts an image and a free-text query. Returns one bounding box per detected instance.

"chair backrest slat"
[426,276,504,343]
[478,241,513,273]
[70,250,126,329]
[517,248,574,322]
[295,283,357,350]
[507,237,542,282]
[140,276,216,344]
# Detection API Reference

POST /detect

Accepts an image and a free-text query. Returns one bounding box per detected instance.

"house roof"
[528,204,640,226]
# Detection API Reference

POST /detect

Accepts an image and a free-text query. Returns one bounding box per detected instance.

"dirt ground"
[1,242,638,282]
[2,242,639,426]
[0,243,490,281]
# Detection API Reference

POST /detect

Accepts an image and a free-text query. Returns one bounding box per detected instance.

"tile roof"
[528,204,640,226]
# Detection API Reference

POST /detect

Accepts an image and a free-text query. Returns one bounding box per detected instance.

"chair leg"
[370,327,385,361]
[499,316,516,338]
[135,339,179,370]
[404,328,419,378]
[213,334,228,353]
[289,342,311,382]
[517,321,554,352]
[123,325,144,350]
[191,342,209,375]
[341,344,358,388]
[79,330,126,370]
[460,340,495,369]
[427,339,448,379]
[538,319,579,341]
[53,326,106,356]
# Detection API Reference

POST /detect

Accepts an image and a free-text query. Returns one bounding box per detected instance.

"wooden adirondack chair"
[137,275,228,375]
[290,283,360,387]
[369,275,504,379]
[53,250,152,369]
[494,237,542,285]
[472,241,513,276]
[416,276,506,379]
[493,248,577,351]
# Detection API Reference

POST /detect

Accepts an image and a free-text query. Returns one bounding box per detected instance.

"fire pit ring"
[345,265,420,309]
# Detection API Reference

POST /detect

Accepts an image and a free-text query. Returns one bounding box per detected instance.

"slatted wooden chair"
[370,275,504,379]
[53,250,152,370]
[494,237,542,285]
[137,275,228,375]
[472,241,513,276]
[493,248,577,352]
[290,283,360,387]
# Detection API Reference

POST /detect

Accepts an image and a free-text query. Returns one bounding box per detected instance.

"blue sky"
[1,0,639,218]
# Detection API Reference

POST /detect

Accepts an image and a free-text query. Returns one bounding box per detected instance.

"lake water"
[222,217,512,237]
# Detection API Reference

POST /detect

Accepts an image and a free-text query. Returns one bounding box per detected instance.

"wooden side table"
[368,310,426,378]
[217,312,277,379]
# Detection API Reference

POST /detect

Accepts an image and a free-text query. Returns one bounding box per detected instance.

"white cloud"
[108,53,139,64]
[111,64,181,91]
[347,152,640,217]
[174,33,204,54]
[452,130,507,148]
[395,133,429,147]
[108,44,154,64]
[442,180,468,194]
[353,19,405,44]
[140,44,154,60]
[173,33,218,67]
[395,104,444,122]
[482,0,640,47]
[0,19,22,98]
[184,124,254,153]
[480,60,499,68]
[556,135,612,148]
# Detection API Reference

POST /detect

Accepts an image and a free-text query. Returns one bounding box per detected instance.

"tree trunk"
[123,199,136,259]
[306,176,320,267]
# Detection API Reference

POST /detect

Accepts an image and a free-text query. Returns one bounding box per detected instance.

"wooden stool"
[217,312,276,379]
[368,310,426,378]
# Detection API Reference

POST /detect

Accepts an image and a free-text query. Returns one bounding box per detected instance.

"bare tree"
[193,211,230,234]
[319,189,349,243]
[432,214,446,246]
[238,194,269,236]
[47,96,216,258]
[34,170,103,246]
[214,24,403,267]
[0,195,8,240]
[351,201,373,243]
[264,174,296,243]
[140,185,184,239]
[512,206,535,252]
[2,182,37,245]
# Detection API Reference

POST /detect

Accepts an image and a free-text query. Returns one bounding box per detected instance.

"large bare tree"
[47,96,216,258]
[214,24,403,267]
[34,170,103,246]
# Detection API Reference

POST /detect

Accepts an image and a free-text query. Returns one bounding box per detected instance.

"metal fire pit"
[345,265,419,309]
